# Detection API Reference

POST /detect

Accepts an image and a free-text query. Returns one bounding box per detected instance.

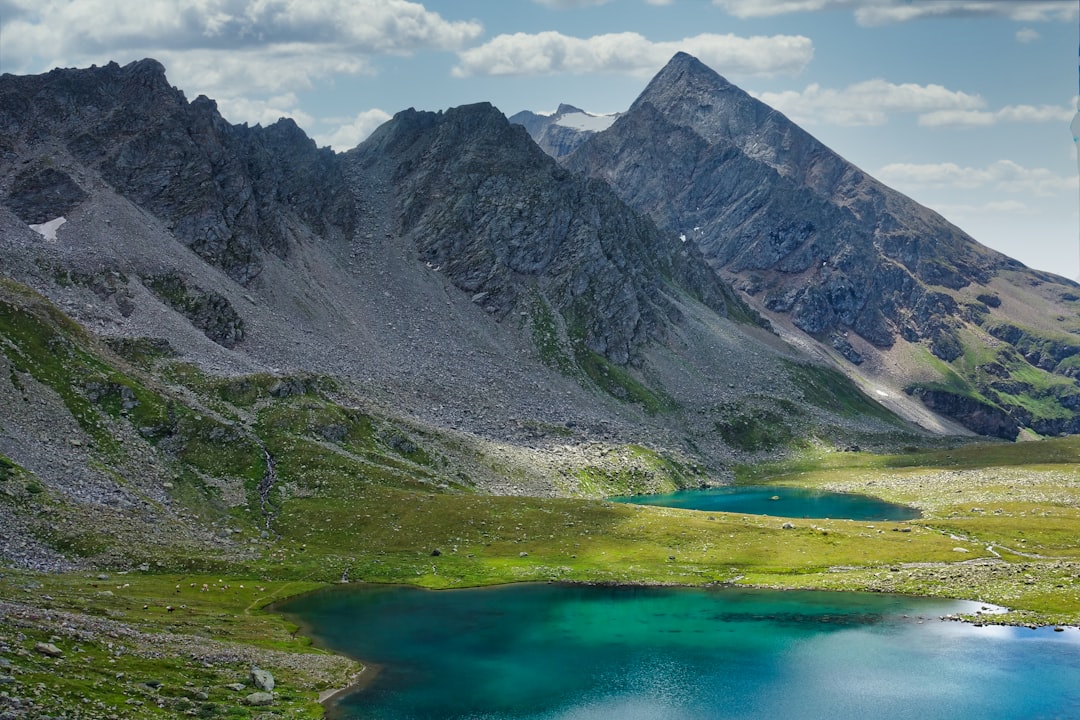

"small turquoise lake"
[278,583,1080,720]
[608,485,920,521]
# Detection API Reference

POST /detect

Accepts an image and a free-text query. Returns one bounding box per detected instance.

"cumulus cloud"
[150,46,373,100]
[712,0,1077,25]
[877,160,1077,197]
[918,103,1074,127]
[758,80,1075,128]
[533,0,612,6]
[932,200,1035,217]
[0,0,482,95]
[452,31,813,78]
[216,92,315,128]
[755,79,982,126]
[314,109,394,151]
[1016,27,1041,43]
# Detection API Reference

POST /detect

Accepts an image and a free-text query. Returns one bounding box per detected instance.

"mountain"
[0,57,931,575]
[558,52,1080,439]
[4,58,1080,720]
[508,104,618,159]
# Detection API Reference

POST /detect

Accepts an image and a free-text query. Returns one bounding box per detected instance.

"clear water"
[278,583,1080,720]
[608,485,920,521]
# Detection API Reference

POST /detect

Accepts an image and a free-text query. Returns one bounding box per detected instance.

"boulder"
[243,691,274,706]
[34,642,62,657]
[250,665,275,692]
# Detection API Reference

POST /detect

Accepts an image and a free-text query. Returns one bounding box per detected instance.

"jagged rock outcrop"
[144,271,245,348]
[508,104,617,159]
[351,102,739,365]
[0,59,356,284]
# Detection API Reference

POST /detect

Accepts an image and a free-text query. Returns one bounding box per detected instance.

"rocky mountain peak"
[637,52,734,103]
[507,103,616,159]
[633,53,810,179]
[1,59,356,285]
[353,97,740,366]
[561,52,1080,438]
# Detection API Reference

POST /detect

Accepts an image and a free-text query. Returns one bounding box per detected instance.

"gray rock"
[250,665,274,692]
[243,691,274,706]
[33,642,62,657]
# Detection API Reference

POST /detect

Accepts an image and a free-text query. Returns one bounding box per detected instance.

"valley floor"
[1,436,1078,718]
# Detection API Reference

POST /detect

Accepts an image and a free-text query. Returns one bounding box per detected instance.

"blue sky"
[1,0,1077,276]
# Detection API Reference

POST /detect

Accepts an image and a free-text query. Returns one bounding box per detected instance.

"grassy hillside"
[1,278,1078,718]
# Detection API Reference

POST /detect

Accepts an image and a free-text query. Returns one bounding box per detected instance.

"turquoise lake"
[278,583,1080,719]
[608,485,920,521]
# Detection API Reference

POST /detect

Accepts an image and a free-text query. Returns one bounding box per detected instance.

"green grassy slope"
[1,278,1079,718]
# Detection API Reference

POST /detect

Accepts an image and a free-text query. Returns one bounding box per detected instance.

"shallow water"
[608,485,920,521]
[279,583,1080,720]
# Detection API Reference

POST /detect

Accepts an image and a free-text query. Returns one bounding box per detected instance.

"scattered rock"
[243,691,274,706]
[34,642,62,657]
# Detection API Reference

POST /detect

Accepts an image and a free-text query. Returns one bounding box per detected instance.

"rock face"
[508,104,617,159]
[0,59,356,284]
[560,52,1080,438]
[565,52,1002,354]
[0,56,883,473]
[351,102,739,365]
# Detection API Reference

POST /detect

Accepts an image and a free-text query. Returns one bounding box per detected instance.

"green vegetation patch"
[0,570,357,719]
[784,360,902,423]
[104,336,178,366]
[529,295,575,372]
[732,435,1080,623]
[573,445,701,496]
[714,401,798,453]
[576,349,675,414]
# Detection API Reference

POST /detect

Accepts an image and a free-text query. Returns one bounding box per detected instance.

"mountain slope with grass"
[559,52,1080,439]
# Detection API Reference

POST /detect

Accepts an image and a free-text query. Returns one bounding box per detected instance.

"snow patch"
[554,112,617,132]
[29,216,66,241]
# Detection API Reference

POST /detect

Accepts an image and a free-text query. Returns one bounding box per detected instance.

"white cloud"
[533,0,611,6]
[877,160,1077,197]
[152,46,372,99]
[918,103,1074,127]
[932,200,1035,216]
[0,0,483,87]
[314,109,394,151]
[1016,27,1041,43]
[755,79,983,126]
[215,92,314,129]
[452,31,813,78]
[0,0,483,150]
[712,0,1077,25]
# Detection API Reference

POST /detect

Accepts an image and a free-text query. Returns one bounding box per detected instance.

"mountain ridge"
[556,52,1080,439]
[0,57,918,518]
